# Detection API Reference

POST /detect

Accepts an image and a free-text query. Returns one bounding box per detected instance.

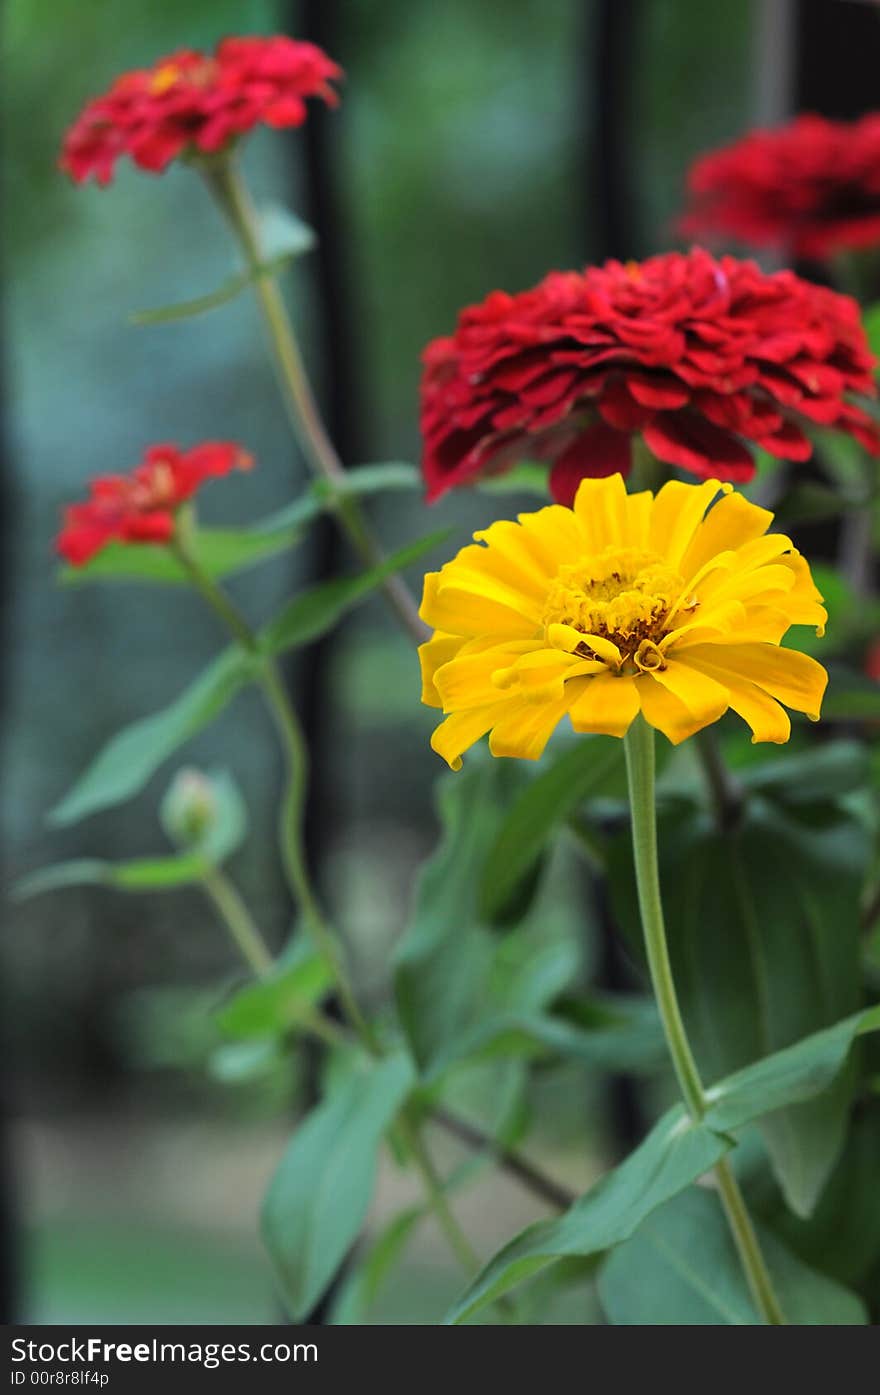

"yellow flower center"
[149,63,183,95]
[542,547,695,666]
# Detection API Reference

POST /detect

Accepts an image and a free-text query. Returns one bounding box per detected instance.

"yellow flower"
[419,474,827,769]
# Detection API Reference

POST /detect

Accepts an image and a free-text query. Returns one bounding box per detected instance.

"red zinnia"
[60,35,341,185]
[420,248,880,506]
[680,114,880,261]
[57,442,253,565]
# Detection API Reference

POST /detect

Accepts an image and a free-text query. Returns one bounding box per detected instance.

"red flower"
[680,114,880,261]
[60,36,341,185]
[57,442,253,565]
[420,248,880,506]
[867,639,880,683]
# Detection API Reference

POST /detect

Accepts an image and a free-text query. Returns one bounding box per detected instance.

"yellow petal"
[573,473,631,551]
[650,478,729,568]
[679,490,774,580]
[650,658,730,723]
[488,691,574,760]
[569,671,639,737]
[637,675,719,745]
[423,579,539,638]
[472,518,556,593]
[683,642,827,720]
[434,641,536,710]
[708,674,791,743]
[419,632,465,708]
[517,503,590,570]
[431,700,511,770]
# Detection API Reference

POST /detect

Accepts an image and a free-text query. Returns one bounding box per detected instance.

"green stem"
[199,155,425,647]
[200,864,275,978]
[396,1113,483,1276]
[694,727,744,833]
[170,533,376,1049]
[623,715,786,1326]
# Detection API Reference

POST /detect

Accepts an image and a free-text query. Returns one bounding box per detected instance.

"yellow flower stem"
[199,154,426,647]
[623,714,786,1326]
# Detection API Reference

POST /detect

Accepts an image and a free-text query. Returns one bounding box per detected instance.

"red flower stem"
[199,155,426,647]
[623,715,786,1326]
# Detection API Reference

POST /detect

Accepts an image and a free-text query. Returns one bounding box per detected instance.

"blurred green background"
[2,0,759,1323]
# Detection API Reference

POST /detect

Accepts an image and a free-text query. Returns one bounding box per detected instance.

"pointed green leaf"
[609,797,867,1216]
[131,207,314,327]
[328,1205,425,1325]
[60,526,302,588]
[256,463,420,535]
[260,530,447,656]
[49,648,257,827]
[216,942,335,1040]
[424,998,664,1080]
[702,1005,880,1134]
[598,1188,867,1325]
[447,1106,729,1323]
[13,851,206,898]
[262,1052,414,1319]
[448,1005,880,1324]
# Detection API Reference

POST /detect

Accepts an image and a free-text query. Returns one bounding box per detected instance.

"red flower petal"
[548,424,631,505]
[642,412,755,481]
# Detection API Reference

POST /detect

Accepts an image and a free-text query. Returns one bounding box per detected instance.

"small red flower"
[680,114,880,261]
[867,639,880,683]
[420,248,880,506]
[57,442,253,565]
[60,35,341,185]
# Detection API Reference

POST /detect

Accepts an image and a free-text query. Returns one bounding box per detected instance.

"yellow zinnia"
[419,474,827,768]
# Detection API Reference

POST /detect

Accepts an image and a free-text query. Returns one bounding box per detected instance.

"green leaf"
[262,1052,414,1319]
[598,1187,867,1325]
[475,462,549,496]
[479,737,622,923]
[771,483,859,528]
[768,1109,880,1287]
[447,1106,730,1323]
[739,739,867,806]
[13,851,206,899]
[861,300,880,360]
[216,943,335,1040]
[260,530,447,655]
[394,761,526,1074]
[256,463,421,534]
[424,998,664,1079]
[448,1004,880,1324]
[608,797,867,1216]
[131,204,315,327]
[328,1205,425,1325]
[60,526,301,588]
[49,648,257,827]
[821,666,880,721]
[701,1005,880,1135]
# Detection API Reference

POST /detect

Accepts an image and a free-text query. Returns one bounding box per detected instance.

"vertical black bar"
[285,0,367,1324]
[586,0,644,262]
[576,0,647,1155]
[794,0,880,119]
[0,127,20,1322]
